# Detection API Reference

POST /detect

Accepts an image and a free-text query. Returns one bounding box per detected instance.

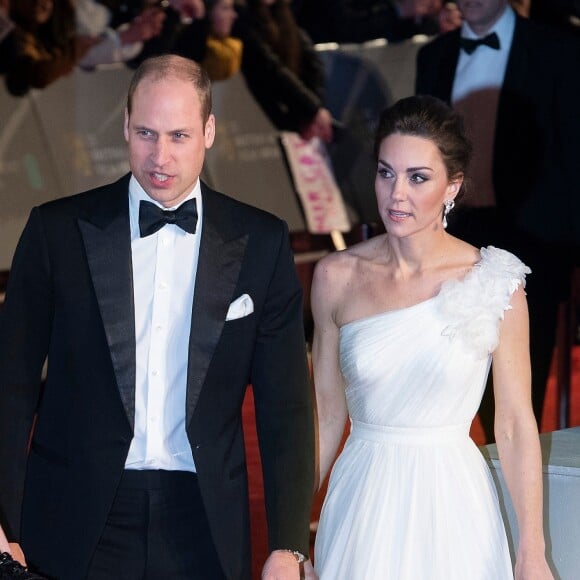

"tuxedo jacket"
[415,15,580,245]
[0,174,314,580]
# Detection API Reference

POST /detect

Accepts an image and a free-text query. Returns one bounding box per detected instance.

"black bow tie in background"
[459,32,500,55]
[139,198,198,237]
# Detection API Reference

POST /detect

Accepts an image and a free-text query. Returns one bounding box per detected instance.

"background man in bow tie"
[415,0,580,440]
[0,54,314,580]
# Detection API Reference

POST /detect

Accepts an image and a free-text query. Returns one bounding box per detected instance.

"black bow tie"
[459,32,500,55]
[139,198,198,237]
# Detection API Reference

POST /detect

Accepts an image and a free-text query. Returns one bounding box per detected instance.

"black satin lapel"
[440,35,460,102]
[186,218,248,424]
[79,210,136,430]
[496,19,529,150]
[501,19,529,95]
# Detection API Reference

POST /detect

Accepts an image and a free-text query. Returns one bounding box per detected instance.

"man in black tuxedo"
[415,0,580,439]
[0,55,314,580]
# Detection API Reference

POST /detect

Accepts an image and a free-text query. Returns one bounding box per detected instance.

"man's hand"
[300,108,334,143]
[261,550,302,580]
[119,7,166,45]
[0,526,26,567]
[0,526,9,554]
[9,543,26,566]
[438,2,462,33]
[0,538,27,568]
[168,0,205,22]
[74,35,102,61]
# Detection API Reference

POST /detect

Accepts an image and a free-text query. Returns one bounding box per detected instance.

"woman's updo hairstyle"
[374,95,472,200]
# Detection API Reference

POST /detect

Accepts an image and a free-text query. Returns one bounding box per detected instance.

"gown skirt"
[314,247,530,579]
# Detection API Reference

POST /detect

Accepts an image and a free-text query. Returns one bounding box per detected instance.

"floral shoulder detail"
[437,246,531,358]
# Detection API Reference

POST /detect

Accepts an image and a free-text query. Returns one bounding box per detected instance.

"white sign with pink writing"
[280,132,351,234]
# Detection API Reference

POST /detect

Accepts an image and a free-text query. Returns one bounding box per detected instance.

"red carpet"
[243,346,580,578]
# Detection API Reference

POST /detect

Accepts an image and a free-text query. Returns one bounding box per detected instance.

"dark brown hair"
[374,95,472,197]
[247,0,303,75]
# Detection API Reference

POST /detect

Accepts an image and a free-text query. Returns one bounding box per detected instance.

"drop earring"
[442,199,455,229]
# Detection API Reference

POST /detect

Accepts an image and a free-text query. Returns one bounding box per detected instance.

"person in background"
[104,0,207,68]
[416,0,580,440]
[0,0,13,43]
[306,95,552,579]
[437,0,531,34]
[75,0,166,70]
[4,0,96,95]
[174,0,243,81]
[439,1,580,36]
[0,0,15,74]
[201,0,242,80]
[0,54,314,580]
[292,0,444,45]
[232,0,334,142]
[530,0,580,36]
[437,1,463,32]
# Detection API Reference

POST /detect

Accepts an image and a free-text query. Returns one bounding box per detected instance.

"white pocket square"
[226,293,254,321]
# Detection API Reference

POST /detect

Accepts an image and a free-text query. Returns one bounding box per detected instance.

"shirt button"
[155,325,163,332]
[152,370,158,377]
[159,282,168,290]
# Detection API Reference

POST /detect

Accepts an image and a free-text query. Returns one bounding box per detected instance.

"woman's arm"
[311,257,348,490]
[492,286,553,579]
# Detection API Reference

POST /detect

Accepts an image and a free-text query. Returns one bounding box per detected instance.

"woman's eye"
[410,173,427,184]
[378,168,393,179]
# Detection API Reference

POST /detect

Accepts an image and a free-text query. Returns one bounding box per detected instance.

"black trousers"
[87,470,227,580]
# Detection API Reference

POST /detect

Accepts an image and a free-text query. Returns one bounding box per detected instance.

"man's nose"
[151,139,171,165]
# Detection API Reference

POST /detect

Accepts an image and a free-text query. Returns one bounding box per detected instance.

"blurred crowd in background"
[0,0,578,140]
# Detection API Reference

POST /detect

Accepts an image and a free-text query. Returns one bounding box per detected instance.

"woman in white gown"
[306,96,553,580]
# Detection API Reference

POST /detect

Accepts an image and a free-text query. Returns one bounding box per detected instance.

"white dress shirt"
[125,175,203,472]
[451,6,516,208]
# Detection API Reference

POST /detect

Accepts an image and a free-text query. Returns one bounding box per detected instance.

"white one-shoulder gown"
[314,247,530,580]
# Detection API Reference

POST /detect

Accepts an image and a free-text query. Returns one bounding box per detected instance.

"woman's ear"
[447,173,464,199]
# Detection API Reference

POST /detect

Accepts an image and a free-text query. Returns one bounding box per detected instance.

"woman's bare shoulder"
[313,251,355,296]
[314,238,379,282]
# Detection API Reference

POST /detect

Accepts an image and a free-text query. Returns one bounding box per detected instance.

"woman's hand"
[515,551,554,580]
[303,559,318,580]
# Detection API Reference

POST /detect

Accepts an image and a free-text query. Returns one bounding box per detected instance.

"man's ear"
[204,114,216,148]
[123,108,130,142]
